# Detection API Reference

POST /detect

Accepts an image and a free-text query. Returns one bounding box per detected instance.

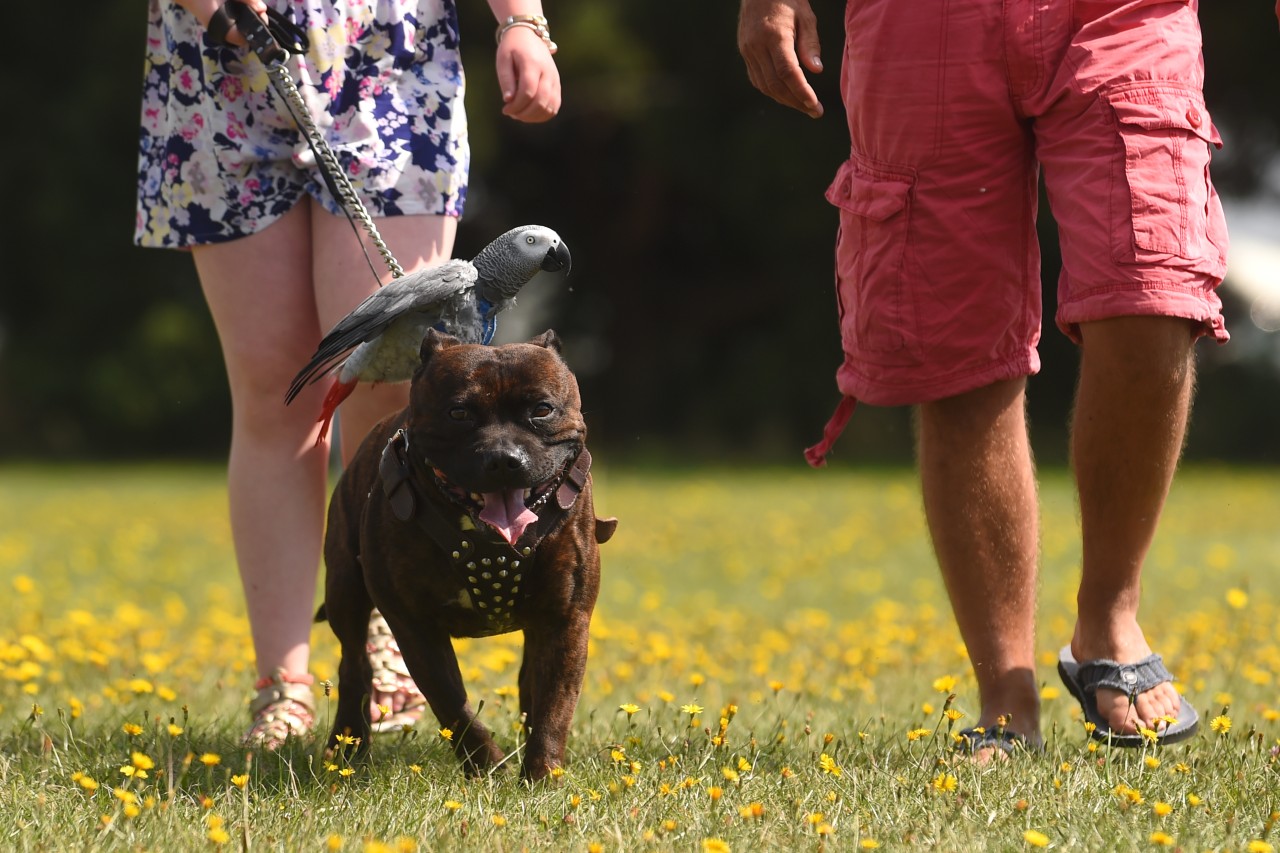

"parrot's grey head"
[473,225,572,301]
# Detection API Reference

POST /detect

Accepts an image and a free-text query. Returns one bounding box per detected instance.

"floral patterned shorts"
[135,0,468,248]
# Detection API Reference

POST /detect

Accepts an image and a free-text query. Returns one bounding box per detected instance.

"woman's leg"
[192,201,331,686]
[311,206,458,722]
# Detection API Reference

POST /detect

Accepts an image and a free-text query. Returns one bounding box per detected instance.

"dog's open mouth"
[431,471,561,545]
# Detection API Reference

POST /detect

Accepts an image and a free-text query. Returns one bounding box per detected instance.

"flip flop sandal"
[367,609,428,733]
[243,668,316,750]
[1057,646,1199,747]
[955,726,1035,757]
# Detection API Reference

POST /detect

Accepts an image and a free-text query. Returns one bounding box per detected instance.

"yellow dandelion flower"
[721,767,739,783]
[906,728,933,741]
[199,753,221,767]
[409,764,422,774]
[768,680,784,693]
[681,703,704,715]
[550,766,566,778]
[167,724,183,736]
[806,813,825,825]
[327,835,343,851]
[780,766,795,779]
[208,827,231,845]
[737,757,752,772]
[1144,756,1161,769]
[657,690,675,703]
[818,753,842,777]
[816,823,833,836]
[587,844,603,853]
[76,775,100,792]
[231,774,249,788]
[739,802,764,819]
[619,703,640,716]
[339,768,354,777]
[1210,715,1231,734]
[932,675,958,693]
[1246,841,1273,853]
[707,786,723,801]
[130,752,155,770]
[1040,686,1060,700]
[860,841,880,850]
[1023,829,1050,847]
[443,800,462,812]
[1150,831,1174,846]
[123,804,141,819]
[122,723,143,736]
[1187,794,1203,807]
[1262,708,1280,722]
[1152,801,1173,816]
[931,773,958,792]
[945,709,965,722]
[662,820,678,832]
[702,839,730,853]
[438,728,453,742]
[491,815,507,827]
[690,673,705,687]
[1226,588,1249,609]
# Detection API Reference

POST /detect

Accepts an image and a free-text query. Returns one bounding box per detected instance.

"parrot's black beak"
[542,241,572,276]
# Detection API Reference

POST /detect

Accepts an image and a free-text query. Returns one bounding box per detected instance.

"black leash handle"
[207,2,309,63]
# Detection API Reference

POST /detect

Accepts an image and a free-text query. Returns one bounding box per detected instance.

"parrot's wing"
[285,260,477,402]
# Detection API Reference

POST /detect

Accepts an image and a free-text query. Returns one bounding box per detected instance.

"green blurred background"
[2,1,1278,463]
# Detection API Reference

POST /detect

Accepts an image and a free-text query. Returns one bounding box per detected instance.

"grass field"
[0,464,1277,851]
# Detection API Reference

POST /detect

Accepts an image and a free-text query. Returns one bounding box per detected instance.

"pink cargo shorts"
[826,0,1229,408]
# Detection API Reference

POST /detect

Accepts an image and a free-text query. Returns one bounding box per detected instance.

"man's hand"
[737,0,824,118]
[496,25,561,123]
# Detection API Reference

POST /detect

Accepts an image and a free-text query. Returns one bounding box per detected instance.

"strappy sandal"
[243,668,316,749]
[367,609,427,733]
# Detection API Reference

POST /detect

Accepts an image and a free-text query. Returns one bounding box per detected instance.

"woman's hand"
[495,24,561,123]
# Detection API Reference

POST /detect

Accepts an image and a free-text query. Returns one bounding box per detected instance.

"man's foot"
[1058,645,1199,745]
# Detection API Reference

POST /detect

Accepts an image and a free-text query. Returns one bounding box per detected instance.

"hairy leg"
[192,201,330,681]
[918,377,1041,749]
[1070,316,1195,735]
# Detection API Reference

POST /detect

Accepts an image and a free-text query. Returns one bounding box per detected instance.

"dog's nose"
[481,445,529,477]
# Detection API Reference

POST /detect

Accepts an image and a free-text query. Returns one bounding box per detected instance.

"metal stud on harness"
[209,1,405,282]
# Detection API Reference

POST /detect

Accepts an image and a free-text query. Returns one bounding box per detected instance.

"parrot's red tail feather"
[315,379,357,446]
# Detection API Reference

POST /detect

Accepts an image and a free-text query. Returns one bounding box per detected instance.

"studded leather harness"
[377,428,592,634]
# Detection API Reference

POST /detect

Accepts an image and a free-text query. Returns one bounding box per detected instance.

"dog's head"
[408,329,586,543]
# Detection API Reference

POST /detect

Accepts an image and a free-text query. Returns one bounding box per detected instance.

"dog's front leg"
[378,609,504,775]
[519,610,591,781]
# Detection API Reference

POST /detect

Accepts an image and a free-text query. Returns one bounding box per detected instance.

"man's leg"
[918,377,1042,746]
[1069,316,1193,735]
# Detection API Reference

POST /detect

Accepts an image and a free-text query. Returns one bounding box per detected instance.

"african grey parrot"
[285,224,571,442]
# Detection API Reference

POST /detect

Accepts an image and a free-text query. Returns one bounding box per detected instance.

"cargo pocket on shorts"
[1106,82,1222,264]
[825,158,920,365]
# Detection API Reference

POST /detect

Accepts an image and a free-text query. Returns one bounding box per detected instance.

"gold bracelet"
[495,14,558,55]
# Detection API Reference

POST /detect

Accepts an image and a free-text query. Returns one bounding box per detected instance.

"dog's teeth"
[523,488,532,501]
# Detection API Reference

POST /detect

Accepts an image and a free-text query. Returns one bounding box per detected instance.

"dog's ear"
[528,329,563,353]
[420,328,462,363]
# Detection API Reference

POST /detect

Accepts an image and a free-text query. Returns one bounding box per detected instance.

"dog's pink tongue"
[479,489,539,544]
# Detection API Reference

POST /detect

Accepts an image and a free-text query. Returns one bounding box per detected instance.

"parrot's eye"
[530,402,554,419]
[449,407,469,421]
[526,235,535,245]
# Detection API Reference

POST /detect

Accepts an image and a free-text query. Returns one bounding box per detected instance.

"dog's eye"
[530,402,554,419]
[449,407,469,421]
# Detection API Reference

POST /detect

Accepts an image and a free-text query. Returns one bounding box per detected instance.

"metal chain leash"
[265,64,405,279]
[224,1,404,281]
